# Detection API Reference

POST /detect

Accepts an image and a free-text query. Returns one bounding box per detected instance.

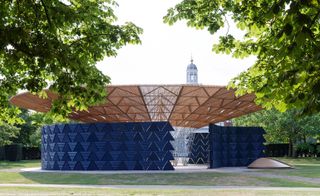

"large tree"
[164,0,320,114]
[0,0,142,124]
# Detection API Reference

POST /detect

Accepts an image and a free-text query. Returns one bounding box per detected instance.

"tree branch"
[309,9,320,29]
[223,14,230,35]
[40,0,52,28]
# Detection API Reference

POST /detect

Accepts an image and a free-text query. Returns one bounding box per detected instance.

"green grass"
[0,171,318,187]
[0,160,40,170]
[0,158,319,188]
[276,157,320,165]
[255,157,320,178]
[0,172,265,186]
[0,186,319,196]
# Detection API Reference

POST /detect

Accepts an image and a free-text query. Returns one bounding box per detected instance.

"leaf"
[275,102,288,112]
[164,0,320,114]
[0,0,142,122]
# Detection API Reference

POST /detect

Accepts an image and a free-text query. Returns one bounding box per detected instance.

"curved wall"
[209,124,266,168]
[41,122,175,170]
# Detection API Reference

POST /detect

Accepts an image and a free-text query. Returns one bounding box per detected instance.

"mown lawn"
[255,157,320,178]
[0,160,40,170]
[0,158,319,188]
[0,171,317,187]
[0,186,320,196]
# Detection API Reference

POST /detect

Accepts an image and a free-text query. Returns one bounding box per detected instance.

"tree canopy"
[12,109,68,147]
[233,109,320,144]
[0,123,20,146]
[233,108,320,156]
[0,0,142,124]
[164,0,320,114]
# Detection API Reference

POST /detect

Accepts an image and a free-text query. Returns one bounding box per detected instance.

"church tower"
[186,58,198,84]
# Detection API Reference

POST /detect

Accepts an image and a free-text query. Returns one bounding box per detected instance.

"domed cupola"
[186,58,198,84]
[187,59,198,70]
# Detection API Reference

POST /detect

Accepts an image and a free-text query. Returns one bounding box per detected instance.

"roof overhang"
[10,84,262,128]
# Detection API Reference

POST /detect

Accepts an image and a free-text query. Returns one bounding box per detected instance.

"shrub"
[297,143,316,157]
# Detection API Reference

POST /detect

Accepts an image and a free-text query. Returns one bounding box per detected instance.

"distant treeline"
[0,144,40,161]
[266,143,320,157]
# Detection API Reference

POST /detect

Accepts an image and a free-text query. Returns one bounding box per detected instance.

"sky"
[96,0,256,85]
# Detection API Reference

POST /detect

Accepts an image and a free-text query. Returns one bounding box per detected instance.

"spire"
[191,54,193,63]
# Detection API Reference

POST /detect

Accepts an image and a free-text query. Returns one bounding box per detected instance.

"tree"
[233,109,320,156]
[0,123,20,146]
[0,0,142,124]
[12,110,67,147]
[12,109,34,146]
[28,112,68,147]
[164,0,320,114]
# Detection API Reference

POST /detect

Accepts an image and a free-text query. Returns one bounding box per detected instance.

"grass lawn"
[0,171,317,187]
[0,158,319,188]
[0,186,320,196]
[0,160,40,170]
[255,157,320,178]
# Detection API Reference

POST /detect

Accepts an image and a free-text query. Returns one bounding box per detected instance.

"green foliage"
[233,109,320,144]
[29,112,68,147]
[0,123,19,146]
[297,143,317,156]
[0,0,142,123]
[14,110,67,147]
[164,0,320,114]
[12,109,34,146]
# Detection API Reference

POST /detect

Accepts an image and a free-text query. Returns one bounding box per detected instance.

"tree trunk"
[292,142,297,157]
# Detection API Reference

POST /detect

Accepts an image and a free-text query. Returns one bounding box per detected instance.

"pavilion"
[10,84,266,171]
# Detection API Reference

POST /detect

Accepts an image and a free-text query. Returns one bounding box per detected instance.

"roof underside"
[10,85,262,128]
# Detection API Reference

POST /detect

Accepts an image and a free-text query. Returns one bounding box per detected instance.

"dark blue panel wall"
[209,125,266,168]
[188,133,209,164]
[41,122,175,170]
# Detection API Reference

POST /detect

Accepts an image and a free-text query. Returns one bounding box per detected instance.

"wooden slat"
[9,85,262,128]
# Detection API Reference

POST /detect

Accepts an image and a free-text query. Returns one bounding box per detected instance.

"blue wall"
[188,133,209,164]
[209,125,266,168]
[41,122,175,170]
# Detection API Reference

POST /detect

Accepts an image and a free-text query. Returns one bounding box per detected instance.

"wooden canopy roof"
[10,85,262,128]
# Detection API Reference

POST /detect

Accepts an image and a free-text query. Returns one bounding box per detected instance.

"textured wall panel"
[41,122,175,170]
[188,133,209,164]
[209,125,265,168]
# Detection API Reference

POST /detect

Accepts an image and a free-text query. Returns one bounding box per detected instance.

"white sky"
[96,0,256,85]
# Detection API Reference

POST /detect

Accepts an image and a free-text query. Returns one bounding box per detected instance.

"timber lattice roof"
[10,85,262,128]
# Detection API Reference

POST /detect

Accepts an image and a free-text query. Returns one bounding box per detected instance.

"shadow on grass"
[1,158,319,187]
[18,171,320,187]
[19,172,232,185]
